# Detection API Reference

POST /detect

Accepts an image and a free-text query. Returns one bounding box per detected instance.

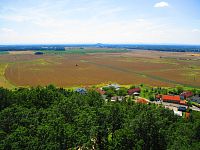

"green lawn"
[0,51,9,55]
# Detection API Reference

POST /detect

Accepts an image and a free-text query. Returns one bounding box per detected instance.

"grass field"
[0,63,15,88]
[0,51,9,55]
[0,50,200,88]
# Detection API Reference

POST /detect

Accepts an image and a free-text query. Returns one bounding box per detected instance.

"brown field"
[1,50,200,88]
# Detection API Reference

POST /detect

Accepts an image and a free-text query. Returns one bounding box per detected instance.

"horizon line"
[1,43,200,46]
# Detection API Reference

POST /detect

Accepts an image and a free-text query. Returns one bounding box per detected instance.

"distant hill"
[0,44,200,52]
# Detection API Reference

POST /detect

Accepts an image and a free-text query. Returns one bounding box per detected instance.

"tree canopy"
[0,85,199,149]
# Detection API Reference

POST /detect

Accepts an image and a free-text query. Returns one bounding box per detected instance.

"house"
[180,91,193,99]
[137,98,148,104]
[155,94,162,101]
[108,84,120,90]
[96,88,106,95]
[128,88,141,95]
[162,95,181,104]
[75,88,87,94]
[96,88,106,99]
[111,96,124,102]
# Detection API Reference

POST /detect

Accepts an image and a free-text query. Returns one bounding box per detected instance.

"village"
[74,84,200,118]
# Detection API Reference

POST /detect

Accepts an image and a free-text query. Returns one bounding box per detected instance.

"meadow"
[0,50,200,88]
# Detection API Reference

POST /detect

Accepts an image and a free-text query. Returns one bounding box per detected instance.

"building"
[180,91,193,99]
[162,95,181,104]
[75,88,87,94]
[133,92,140,96]
[96,88,106,95]
[137,98,148,104]
[108,84,120,90]
[161,95,188,105]
[179,100,187,105]
[173,110,183,117]
[96,88,106,99]
[155,94,162,101]
[111,96,124,102]
[128,88,141,95]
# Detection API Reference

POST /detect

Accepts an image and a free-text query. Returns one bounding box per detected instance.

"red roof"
[180,91,193,98]
[180,100,187,105]
[128,88,141,95]
[137,98,148,104]
[96,88,106,95]
[162,95,181,102]
[156,94,162,99]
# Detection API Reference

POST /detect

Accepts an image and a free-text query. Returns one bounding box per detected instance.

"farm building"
[180,91,193,99]
[75,88,87,94]
[161,95,188,105]
[128,88,141,95]
[162,95,181,104]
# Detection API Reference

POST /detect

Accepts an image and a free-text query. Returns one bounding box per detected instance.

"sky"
[0,0,200,45]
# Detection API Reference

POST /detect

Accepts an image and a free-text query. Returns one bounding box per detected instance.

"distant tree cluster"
[0,85,200,149]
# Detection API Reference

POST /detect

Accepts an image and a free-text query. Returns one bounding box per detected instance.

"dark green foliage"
[0,87,13,111]
[117,87,128,96]
[0,85,199,149]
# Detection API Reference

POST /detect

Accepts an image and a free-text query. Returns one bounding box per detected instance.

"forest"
[0,85,200,150]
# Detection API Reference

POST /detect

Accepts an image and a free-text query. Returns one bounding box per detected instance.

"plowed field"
[1,50,200,88]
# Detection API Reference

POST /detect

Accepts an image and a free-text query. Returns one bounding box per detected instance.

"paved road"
[190,105,200,112]
[136,97,200,112]
[151,101,200,112]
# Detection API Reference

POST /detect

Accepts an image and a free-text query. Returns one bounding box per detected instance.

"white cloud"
[1,27,14,33]
[0,28,18,42]
[136,18,146,22]
[154,2,169,8]
[192,29,200,33]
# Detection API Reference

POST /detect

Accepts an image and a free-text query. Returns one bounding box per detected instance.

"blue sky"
[0,0,200,44]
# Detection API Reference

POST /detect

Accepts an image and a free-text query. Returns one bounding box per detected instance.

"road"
[137,97,200,112]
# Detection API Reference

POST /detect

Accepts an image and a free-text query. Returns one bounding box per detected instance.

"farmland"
[0,50,200,88]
